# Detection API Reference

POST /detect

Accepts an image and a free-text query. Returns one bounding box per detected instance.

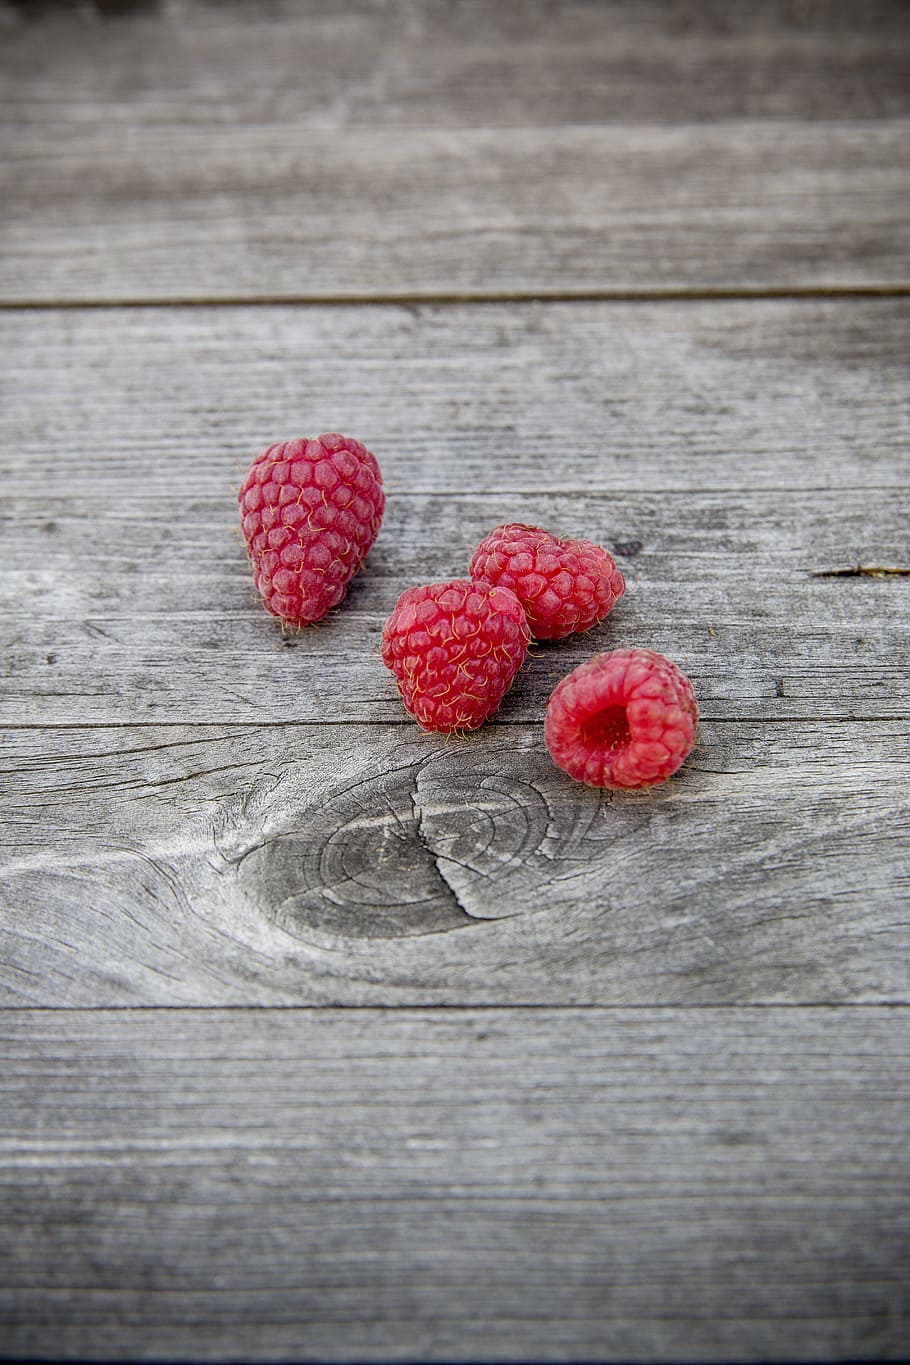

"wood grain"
[2,719,908,1006]
[2,299,907,496]
[3,4,910,1360]
[5,2,908,301]
[2,1007,908,1362]
[3,120,909,302]
[4,0,909,130]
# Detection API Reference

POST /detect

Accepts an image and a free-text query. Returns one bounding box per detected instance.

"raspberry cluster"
[380,518,696,787]
[239,440,697,789]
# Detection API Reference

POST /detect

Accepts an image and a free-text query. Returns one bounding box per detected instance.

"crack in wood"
[220,761,482,943]
[813,566,910,578]
[408,787,478,928]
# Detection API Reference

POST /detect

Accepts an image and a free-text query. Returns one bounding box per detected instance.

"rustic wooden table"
[2,2,909,1360]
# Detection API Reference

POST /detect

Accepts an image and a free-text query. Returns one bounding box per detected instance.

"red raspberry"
[545,649,698,789]
[238,434,384,626]
[469,523,625,640]
[381,579,531,733]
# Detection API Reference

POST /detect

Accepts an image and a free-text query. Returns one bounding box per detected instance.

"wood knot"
[221,762,473,943]
[215,736,597,945]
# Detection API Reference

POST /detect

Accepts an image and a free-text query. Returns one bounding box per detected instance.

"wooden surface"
[3,1,910,300]
[3,1008,909,1362]
[1,1,909,1359]
[5,121,910,301]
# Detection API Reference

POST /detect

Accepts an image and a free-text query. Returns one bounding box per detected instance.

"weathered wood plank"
[3,121,908,301]
[4,0,909,130]
[1,1007,908,1361]
[2,720,908,1006]
[2,299,907,496]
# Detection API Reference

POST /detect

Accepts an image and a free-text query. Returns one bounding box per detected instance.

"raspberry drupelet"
[238,434,384,626]
[545,649,698,789]
[469,523,625,640]
[381,579,531,733]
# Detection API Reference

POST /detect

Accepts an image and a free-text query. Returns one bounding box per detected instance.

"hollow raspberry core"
[579,703,631,752]
[545,648,698,789]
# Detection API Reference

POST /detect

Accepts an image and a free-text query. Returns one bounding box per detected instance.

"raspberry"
[238,434,384,626]
[545,649,698,789]
[469,523,625,640]
[381,579,531,733]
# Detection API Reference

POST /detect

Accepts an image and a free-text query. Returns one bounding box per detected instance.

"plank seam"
[2,285,910,311]
[1,716,907,732]
[1,1002,908,1014]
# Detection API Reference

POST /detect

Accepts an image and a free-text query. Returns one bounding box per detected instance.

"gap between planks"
[1,1002,908,1013]
[3,716,905,731]
[2,285,910,311]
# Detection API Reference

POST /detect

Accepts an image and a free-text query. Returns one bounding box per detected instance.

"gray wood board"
[3,719,908,1006]
[2,1006,909,1361]
[3,0,909,130]
[2,298,907,495]
[3,120,909,302]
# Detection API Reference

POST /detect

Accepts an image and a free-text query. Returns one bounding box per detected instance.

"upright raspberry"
[381,579,531,733]
[469,523,625,640]
[545,649,698,789]
[238,434,384,626]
